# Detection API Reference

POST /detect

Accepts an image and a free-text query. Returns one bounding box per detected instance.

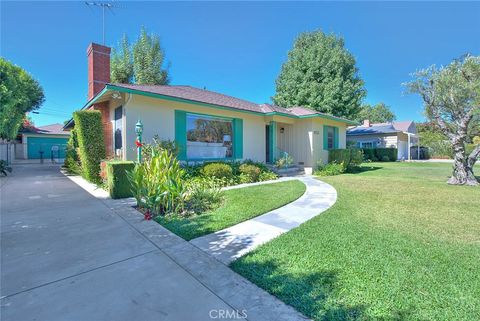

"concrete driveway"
[0,165,308,321]
[0,165,235,320]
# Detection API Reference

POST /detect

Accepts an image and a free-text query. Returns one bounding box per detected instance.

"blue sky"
[2,1,479,126]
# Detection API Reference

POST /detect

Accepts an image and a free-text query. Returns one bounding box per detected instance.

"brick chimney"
[87,43,111,100]
[363,119,371,127]
[86,43,113,156]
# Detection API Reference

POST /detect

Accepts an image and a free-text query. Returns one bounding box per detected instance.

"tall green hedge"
[361,148,397,161]
[64,128,81,174]
[328,148,363,170]
[73,111,106,183]
[106,161,135,199]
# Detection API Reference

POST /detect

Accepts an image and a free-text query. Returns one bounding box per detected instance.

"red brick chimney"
[363,119,371,127]
[87,43,113,156]
[87,43,111,100]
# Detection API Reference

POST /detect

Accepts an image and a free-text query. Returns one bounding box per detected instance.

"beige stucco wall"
[111,93,349,166]
[123,94,266,162]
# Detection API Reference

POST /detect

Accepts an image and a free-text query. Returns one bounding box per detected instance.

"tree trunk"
[448,140,479,186]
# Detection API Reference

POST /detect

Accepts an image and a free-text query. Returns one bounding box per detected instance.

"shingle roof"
[111,83,264,114]
[347,120,416,135]
[22,123,70,135]
[347,124,399,135]
[108,84,355,124]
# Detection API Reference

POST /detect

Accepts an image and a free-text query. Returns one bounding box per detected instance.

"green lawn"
[156,180,306,240]
[231,162,480,321]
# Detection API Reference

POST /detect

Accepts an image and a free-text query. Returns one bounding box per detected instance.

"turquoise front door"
[27,137,68,159]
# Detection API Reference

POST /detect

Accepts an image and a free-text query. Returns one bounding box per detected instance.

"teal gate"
[27,137,68,159]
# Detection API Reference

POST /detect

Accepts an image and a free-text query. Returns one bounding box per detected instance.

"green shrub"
[314,162,345,176]
[127,150,186,216]
[106,161,135,199]
[361,148,397,162]
[64,128,81,174]
[259,171,278,181]
[239,164,261,182]
[73,111,106,183]
[142,135,179,162]
[328,148,363,171]
[201,163,233,179]
[374,148,397,161]
[275,152,294,168]
[184,178,223,214]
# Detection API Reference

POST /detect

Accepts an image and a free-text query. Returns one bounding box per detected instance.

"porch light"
[135,120,143,163]
[135,120,143,135]
[280,127,285,133]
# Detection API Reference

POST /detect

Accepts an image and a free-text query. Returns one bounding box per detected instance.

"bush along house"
[64,43,357,173]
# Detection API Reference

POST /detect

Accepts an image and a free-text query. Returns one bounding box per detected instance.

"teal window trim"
[176,110,244,161]
[269,121,277,162]
[323,125,339,150]
[175,110,187,160]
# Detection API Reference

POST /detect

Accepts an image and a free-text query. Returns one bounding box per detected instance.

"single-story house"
[347,119,418,160]
[17,123,70,160]
[65,43,357,172]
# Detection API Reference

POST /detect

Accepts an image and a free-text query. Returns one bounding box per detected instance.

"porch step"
[267,164,305,177]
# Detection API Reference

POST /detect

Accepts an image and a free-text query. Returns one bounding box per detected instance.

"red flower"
[135,140,143,147]
[144,211,152,221]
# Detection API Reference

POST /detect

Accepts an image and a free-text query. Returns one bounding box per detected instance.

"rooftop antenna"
[85,1,119,45]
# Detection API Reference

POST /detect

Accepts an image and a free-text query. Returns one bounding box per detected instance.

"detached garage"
[18,124,70,161]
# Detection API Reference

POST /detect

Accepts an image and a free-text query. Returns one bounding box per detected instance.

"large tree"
[356,102,396,123]
[0,58,44,140]
[406,55,480,186]
[273,30,366,119]
[110,27,169,85]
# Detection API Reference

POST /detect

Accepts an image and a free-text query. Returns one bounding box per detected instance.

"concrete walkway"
[190,177,337,264]
[0,164,309,321]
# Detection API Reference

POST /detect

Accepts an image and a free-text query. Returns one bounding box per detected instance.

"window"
[114,106,122,150]
[327,127,335,149]
[186,113,233,159]
[323,125,338,150]
[360,141,375,148]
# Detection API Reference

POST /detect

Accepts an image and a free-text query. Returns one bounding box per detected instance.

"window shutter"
[323,125,328,150]
[233,118,243,159]
[333,127,339,149]
[174,110,187,160]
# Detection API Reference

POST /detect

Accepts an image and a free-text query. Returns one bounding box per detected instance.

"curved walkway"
[190,176,337,264]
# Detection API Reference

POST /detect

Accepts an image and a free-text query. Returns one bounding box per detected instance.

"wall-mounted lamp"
[280,127,285,134]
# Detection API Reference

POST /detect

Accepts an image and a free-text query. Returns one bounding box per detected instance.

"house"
[17,123,70,160]
[347,119,418,160]
[65,43,356,172]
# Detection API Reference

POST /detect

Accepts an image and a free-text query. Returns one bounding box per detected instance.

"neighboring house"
[17,123,70,160]
[64,43,356,172]
[347,120,418,160]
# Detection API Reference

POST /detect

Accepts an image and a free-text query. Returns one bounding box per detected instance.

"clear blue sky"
[2,1,479,126]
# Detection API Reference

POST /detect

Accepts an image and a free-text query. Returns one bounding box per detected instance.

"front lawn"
[156,180,306,240]
[231,162,480,321]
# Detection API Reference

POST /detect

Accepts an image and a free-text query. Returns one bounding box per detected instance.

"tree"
[273,30,366,119]
[406,55,480,186]
[110,34,133,83]
[0,58,44,140]
[110,27,169,85]
[356,103,396,123]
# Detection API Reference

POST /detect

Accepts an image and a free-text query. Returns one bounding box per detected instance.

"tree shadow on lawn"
[347,165,382,174]
[231,258,416,321]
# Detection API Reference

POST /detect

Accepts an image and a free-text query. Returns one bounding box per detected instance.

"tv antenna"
[85,1,119,45]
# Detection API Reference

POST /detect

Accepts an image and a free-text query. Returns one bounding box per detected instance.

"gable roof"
[347,121,416,136]
[64,84,358,128]
[21,123,70,136]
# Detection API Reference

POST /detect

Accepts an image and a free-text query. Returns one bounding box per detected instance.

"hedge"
[73,111,106,183]
[106,161,135,199]
[328,148,363,170]
[64,128,81,174]
[361,148,397,161]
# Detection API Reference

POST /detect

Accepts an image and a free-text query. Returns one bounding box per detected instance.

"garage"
[19,123,70,161]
